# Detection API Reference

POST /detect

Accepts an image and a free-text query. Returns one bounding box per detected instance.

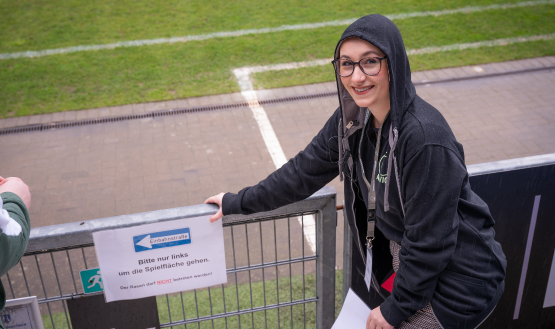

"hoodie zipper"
[349,179,366,264]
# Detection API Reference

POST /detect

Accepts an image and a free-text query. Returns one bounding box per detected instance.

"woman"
[206,14,506,329]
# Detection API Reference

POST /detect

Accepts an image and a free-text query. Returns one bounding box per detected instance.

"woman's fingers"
[366,313,373,329]
[205,193,225,222]
[204,193,223,206]
[209,208,223,223]
[366,307,392,329]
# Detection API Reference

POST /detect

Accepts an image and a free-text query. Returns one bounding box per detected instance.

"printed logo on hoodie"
[377,152,388,184]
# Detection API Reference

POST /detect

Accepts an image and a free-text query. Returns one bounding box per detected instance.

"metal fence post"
[316,192,337,329]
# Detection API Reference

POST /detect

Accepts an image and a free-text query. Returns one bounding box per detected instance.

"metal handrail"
[26,186,336,254]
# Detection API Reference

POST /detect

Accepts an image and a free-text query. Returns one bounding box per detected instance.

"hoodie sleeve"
[222,108,341,215]
[380,144,465,326]
[0,192,31,314]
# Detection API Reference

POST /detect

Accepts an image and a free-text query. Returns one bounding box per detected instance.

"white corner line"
[233,69,318,254]
[2,0,554,60]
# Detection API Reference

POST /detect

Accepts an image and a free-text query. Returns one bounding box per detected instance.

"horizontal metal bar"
[36,291,104,304]
[26,186,336,253]
[160,297,318,327]
[23,243,94,256]
[222,210,317,226]
[468,153,555,177]
[227,255,318,274]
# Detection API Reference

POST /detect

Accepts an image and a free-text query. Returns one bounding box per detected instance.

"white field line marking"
[232,31,555,255]
[233,69,318,254]
[235,32,555,81]
[2,0,554,60]
[407,33,555,55]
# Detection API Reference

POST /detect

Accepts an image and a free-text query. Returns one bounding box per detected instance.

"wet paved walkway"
[1,57,555,268]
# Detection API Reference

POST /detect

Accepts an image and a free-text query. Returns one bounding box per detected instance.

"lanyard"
[358,109,384,249]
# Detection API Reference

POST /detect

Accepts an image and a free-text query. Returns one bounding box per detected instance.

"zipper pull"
[346,121,353,129]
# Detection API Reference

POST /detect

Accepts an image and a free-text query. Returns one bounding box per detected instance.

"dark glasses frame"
[331,56,387,77]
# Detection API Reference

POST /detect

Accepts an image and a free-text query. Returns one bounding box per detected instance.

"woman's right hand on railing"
[204,193,225,223]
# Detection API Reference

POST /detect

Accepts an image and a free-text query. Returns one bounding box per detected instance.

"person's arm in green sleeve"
[0,177,31,324]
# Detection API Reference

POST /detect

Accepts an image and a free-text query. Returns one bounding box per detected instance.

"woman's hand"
[366,306,393,329]
[204,193,225,222]
[0,177,31,210]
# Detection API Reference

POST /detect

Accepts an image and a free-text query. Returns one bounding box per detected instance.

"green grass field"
[1,0,555,118]
[42,270,344,329]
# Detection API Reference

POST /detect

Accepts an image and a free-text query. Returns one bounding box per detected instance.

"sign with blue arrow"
[133,228,191,252]
[93,215,227,302]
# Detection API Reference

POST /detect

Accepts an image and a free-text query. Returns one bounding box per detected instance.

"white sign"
[1,296,44,329]
[93,215,227,302]
[332,288,371,329]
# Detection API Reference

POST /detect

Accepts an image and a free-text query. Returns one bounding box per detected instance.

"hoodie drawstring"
[385,126,406,216]
[338,118,344,182]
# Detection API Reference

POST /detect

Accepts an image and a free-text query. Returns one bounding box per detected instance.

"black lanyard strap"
[357,109,384,248]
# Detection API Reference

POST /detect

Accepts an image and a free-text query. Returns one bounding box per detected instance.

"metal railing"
[1,186,337,329]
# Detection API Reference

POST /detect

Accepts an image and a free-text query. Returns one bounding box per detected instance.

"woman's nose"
[352,65,367,82]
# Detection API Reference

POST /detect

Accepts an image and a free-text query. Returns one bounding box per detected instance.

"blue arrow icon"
[133,228,191,252]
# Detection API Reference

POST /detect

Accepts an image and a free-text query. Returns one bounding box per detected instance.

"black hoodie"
[223,14,506,328]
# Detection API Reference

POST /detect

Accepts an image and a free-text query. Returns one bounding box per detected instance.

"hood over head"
[334,14,415,214]
[334,14,415,135]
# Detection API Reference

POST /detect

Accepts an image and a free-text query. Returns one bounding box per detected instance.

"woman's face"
[339,38,390,112]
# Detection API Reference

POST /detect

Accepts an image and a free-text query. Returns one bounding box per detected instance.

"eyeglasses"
[332,56,387,77]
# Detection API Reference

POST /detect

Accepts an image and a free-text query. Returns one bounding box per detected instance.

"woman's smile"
[352,85,374,95]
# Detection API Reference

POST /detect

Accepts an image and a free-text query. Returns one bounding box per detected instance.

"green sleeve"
[0,192,31,317]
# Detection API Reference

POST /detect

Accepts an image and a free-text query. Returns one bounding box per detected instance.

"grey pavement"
[1,57,555,266]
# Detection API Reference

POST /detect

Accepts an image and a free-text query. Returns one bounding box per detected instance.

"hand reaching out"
[0,177,31,210]
[204,193,225,223]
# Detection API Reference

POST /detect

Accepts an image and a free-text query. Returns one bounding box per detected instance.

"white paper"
[364,248,372,291]
[93,215,227,302]
[332,288,371,329]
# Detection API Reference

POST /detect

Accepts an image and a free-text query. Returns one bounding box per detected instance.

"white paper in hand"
[332,288,371,329]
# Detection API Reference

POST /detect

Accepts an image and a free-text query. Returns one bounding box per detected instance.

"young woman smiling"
[206,14,506,329]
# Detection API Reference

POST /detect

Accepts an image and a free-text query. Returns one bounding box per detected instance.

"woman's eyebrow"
[340,50,382,59]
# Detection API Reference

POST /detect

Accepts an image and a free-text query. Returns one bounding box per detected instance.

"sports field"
[1,0,555,117]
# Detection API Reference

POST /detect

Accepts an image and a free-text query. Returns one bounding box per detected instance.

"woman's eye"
[363,58,378,65]
[341,61,354,67]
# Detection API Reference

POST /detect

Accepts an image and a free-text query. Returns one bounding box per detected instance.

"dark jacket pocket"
[434,269,491,317]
